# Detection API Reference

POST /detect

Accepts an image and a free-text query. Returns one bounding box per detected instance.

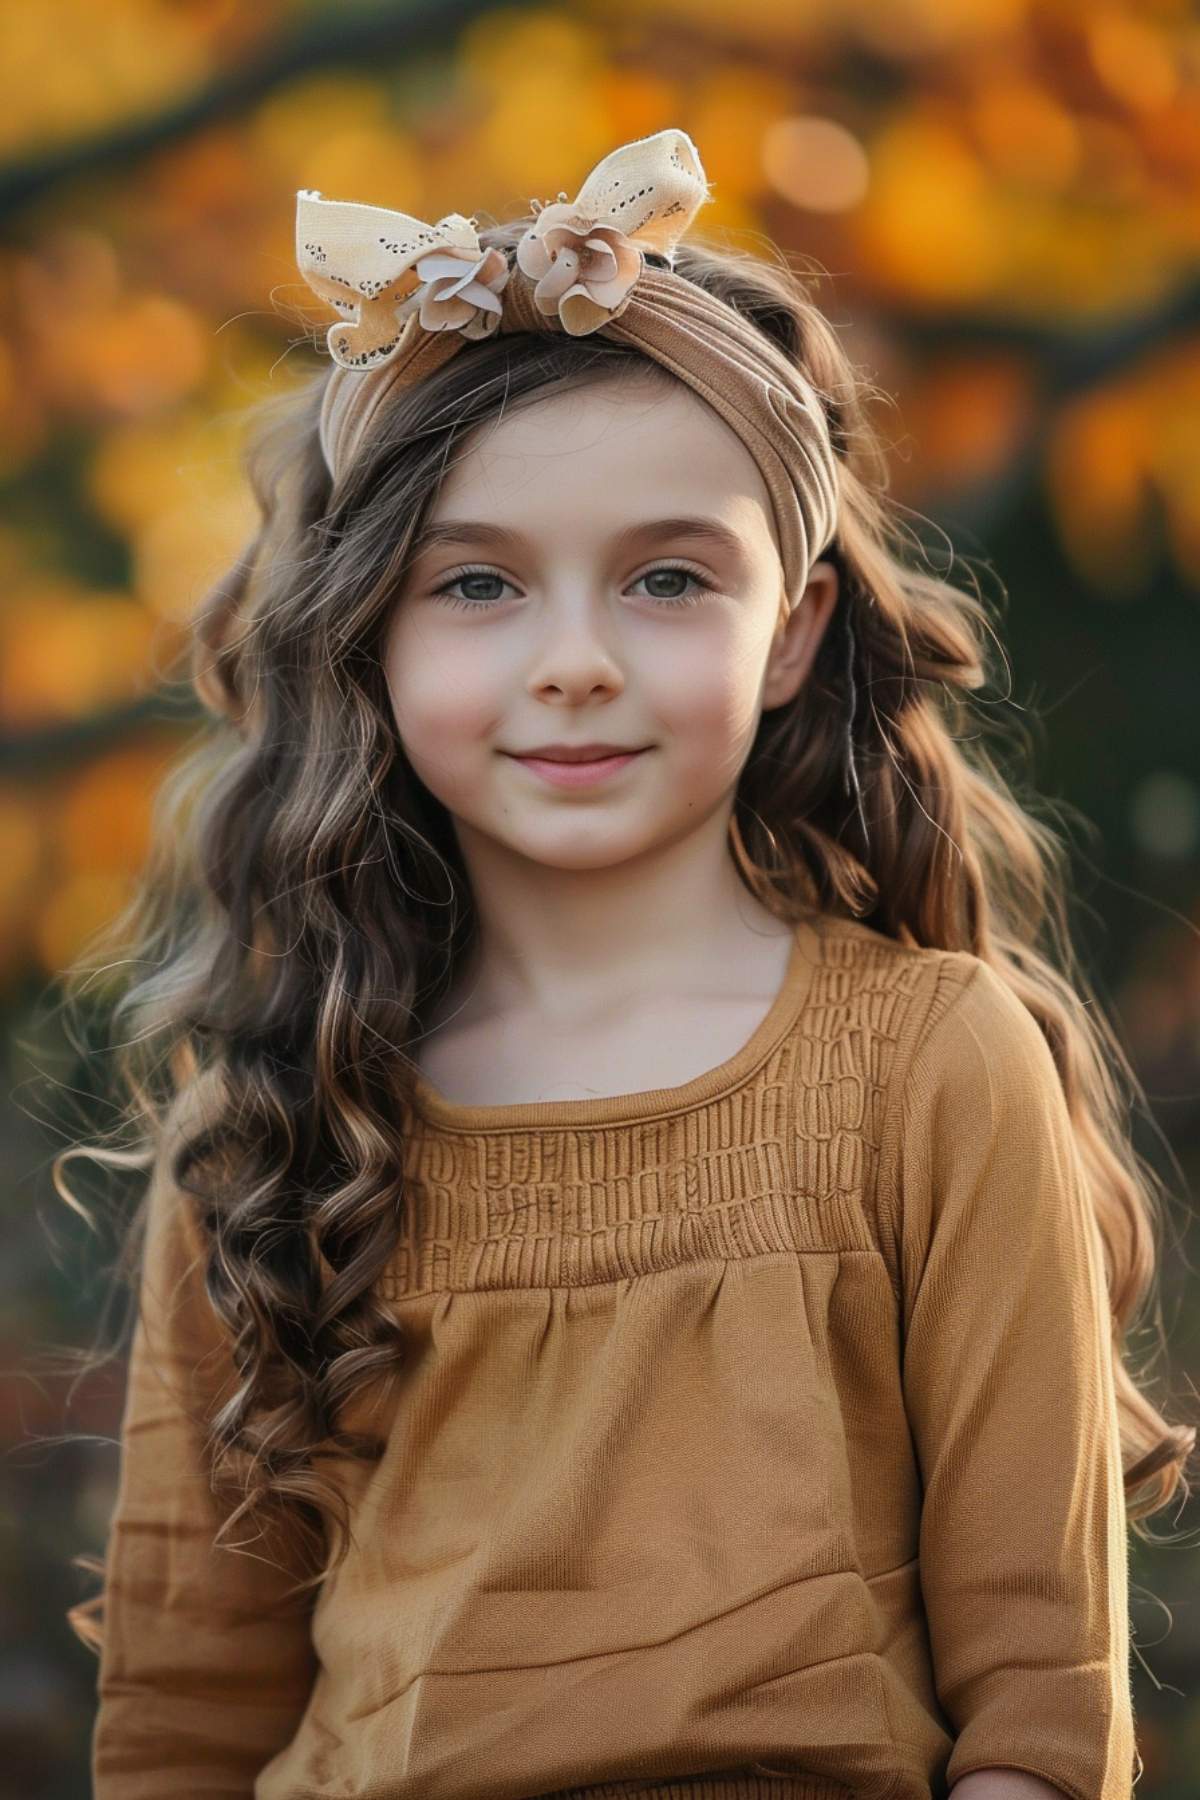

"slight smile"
[504,748,651,790]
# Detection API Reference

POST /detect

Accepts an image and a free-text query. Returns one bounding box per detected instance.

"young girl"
[62,127,1193,1800]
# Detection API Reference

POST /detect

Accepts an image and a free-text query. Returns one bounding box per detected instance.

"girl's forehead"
[409,511,764,570]
[462,373,715,454]
[435,386,777,548]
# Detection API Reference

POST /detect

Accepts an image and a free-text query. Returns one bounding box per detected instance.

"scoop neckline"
[405,911,826,1132]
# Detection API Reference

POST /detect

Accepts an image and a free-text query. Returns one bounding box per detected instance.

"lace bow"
[295,127,712,370]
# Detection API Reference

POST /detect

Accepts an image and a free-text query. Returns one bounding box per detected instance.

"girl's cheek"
[386,630,505,762]
[394,700,496,806]
[649,651,758,758]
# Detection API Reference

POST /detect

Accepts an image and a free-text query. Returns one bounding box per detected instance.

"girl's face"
[383,373,837,874]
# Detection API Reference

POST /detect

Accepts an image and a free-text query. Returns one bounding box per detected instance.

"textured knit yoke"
[90,911,1135,1800]
[382,911,896,1300]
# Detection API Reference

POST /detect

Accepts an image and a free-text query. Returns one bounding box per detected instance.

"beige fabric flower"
[396,245,510,340]
[513,128,711,336]
[515,198,643,337]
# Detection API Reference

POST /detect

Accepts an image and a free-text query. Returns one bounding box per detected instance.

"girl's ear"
[761,559,840,711]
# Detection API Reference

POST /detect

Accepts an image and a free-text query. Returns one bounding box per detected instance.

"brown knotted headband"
[295,127,839,610]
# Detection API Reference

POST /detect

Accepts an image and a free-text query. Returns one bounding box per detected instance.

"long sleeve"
[880,955,1136,1800]
[91,1089,319,1797]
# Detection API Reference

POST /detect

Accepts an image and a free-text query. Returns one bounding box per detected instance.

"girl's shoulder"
[804,908,1051,1096]
[806,906,990,1005]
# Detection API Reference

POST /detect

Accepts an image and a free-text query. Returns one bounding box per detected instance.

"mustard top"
[90,911,1135,1800]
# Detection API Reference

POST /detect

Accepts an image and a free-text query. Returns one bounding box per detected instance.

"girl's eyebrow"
[409,515,749,561]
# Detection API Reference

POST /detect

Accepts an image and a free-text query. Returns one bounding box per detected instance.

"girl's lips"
[508,748,650,789]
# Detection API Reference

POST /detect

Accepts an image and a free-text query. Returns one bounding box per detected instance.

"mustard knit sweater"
[89,911,1135,1800]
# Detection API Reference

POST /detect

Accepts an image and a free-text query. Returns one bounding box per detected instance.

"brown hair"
[44,215,1196,1648]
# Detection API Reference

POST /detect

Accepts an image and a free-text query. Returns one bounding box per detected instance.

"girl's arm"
[91,1089,319,1798]
[880,956,1136,1800]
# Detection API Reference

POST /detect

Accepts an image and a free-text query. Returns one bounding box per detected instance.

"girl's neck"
[444,813,799,1029]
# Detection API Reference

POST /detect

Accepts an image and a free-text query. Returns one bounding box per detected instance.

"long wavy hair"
[47,214,1196,1650]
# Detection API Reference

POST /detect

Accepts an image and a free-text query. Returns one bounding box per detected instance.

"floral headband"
[294,128,839,611]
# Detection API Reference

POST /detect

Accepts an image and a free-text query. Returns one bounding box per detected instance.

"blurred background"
[1,0,1198,1794]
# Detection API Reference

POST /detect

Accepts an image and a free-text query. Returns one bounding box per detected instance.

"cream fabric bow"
[295,128,712,368]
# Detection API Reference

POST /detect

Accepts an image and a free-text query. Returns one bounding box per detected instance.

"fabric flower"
[396,244,511,341]
[515,195,643,336]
